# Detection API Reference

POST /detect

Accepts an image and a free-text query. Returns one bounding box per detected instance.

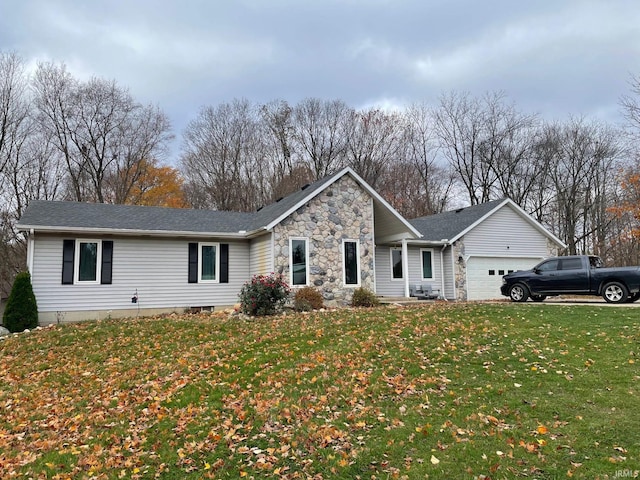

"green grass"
[1,303,639,479]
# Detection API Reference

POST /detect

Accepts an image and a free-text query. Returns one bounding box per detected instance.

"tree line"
[1,51,639,297]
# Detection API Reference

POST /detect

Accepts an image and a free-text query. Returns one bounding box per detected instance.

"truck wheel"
[509,283,530,302]
[602,282,628,303]
[626,292,640,303]
[531,295,546,302]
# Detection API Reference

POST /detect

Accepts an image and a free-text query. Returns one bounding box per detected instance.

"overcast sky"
[2,0,639,163]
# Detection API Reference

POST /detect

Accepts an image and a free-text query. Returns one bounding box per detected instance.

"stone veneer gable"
[272,175,375,306]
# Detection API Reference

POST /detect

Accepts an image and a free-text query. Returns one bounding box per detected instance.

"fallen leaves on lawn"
[0,304,638,478]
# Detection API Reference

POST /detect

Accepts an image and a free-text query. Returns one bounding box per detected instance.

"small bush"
[351,287,379,307]
[293,286,324,311]
[239,273,290,316]
[3,271,39,332]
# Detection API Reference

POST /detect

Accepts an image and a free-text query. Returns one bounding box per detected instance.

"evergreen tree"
[3,271,38,332]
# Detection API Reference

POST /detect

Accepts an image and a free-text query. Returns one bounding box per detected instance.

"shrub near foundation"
[351,287,379,307]
[238,273,290,316]
[3,271,38,333]
[293,286,324,311]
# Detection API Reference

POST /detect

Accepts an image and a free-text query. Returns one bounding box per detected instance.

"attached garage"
[466,256,542,300]
[409,199,566,301]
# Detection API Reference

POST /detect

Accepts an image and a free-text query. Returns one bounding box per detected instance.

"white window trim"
[390,247,403,281]
[198,242,220,283]
[74,239,102,285]
[289,237,309,287]
[342,239,361,287]
[420,248,435,281]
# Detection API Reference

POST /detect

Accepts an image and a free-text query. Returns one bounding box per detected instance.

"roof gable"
[410,198,566,248]
[250,167,421,238]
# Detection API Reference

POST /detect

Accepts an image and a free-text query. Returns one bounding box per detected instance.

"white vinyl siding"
[463,205,550,257]
[249,233,273,276]
[375,247,402,296]
[30,234,249,313]
[376,245,444,297]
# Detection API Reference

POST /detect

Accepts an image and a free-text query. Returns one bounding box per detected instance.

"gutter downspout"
[27,229,35,274]
[402,238,409,297]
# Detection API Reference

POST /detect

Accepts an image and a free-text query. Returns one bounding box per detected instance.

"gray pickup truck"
[501,255,640,304]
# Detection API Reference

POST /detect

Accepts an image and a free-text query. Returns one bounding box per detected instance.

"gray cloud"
[1,0,639,161]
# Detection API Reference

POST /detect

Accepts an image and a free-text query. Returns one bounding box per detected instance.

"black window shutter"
[188,243,198,283]
[101,240,113,284]
[220,243,229,283]
[62,239,75,284]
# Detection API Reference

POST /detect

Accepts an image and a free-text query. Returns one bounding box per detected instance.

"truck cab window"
[561,258,583,270]
[537,260,559,272]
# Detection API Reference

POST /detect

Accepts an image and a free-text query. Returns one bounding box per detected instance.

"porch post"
[402,238,409,297]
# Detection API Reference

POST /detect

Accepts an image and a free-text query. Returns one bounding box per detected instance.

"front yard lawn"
[1,303,638,479]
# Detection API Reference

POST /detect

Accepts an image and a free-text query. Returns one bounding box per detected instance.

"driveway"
[536,297,640,307]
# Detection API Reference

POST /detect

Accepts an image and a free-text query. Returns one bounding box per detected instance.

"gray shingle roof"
[18,200,257,234]
[409,199,504,241]
[19,170,497,241]
[17,169,349,235]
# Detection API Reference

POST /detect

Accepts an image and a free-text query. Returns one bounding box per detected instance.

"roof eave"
[16,224,249,239]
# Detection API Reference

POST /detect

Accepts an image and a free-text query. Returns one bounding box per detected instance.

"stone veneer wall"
[272,175,375,306]
[452,240,466,301]
[547,238,562,257]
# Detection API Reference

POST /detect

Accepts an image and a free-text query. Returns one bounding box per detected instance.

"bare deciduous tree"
[180,99,262,211]
[33,62,172,203]
[292,98,351,179]
[402,103,455,215]
[344,108,402,189]
[0,52,31,297]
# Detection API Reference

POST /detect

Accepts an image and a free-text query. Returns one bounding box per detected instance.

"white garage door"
[466,257,542,300]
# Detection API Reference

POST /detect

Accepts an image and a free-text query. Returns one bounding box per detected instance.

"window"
[391,248,403,280]
[498,270,505,275]
[537,259,559,272]
[76,240,100,283]
[343,240,360,286]
[198,243,218,282]
[188,243,229,284]
[62,239,113,285]
[290,238,308,286]
[421,249,434,280]
[561,258,582,270]
[489,270,495,275]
